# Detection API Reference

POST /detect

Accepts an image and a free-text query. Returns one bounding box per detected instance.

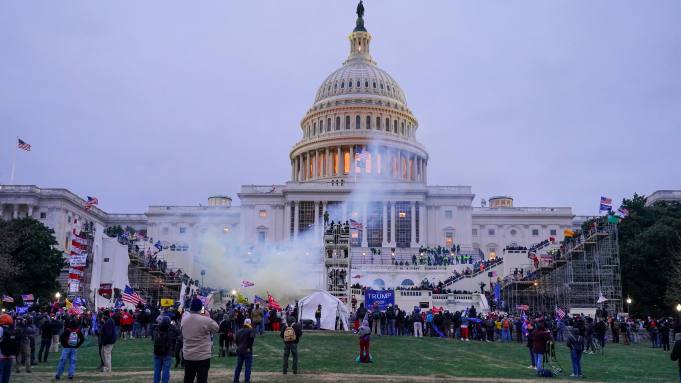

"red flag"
[267,291,281,311]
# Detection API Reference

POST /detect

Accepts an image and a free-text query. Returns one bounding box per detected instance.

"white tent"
[298,291,350,331]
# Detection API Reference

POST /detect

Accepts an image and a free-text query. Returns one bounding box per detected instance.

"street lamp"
[676,303,681,313]
[55,292,61,300]
[626,297,632,313]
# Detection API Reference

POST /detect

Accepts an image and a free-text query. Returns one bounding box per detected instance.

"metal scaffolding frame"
[503,221,622,315]
[323,223,352,304]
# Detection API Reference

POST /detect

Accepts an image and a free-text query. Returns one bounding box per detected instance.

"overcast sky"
[1,1,679,215]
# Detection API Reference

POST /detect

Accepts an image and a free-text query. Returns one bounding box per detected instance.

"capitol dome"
[289,3,428,185]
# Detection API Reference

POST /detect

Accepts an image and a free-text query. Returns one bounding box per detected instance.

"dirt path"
[13,370,598,383]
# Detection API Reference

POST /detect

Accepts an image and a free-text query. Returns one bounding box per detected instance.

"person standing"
[671,333,681,383]
[100,310,117,374]
[233,318,255,383]
[182,298,218,383]
[13,318,32,373]
[280,316,302,375]
[314,305,322,330]
[358,316,371,363]
[0,314,18,383]
[531,322,553,374]
[38,316,53,363]
[152,316,179,383]
[251,305,263,336]
[566,327,585,378]
[54,320,85,380]
[49,316,62,353]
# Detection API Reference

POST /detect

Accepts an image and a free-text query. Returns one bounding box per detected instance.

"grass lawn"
[11,332,677,382]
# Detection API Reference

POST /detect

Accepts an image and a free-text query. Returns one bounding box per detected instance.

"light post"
[200,269,206,288]
[626,297,632,314]
[55,292,61,302]
[231,290,236,304]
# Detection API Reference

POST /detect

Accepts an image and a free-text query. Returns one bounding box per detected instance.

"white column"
[381,201,388,247]
[336,146,341,176]
[27,205,34,218]
[349,145,355,176]
[294,202,300,239]
[419,203,427,245]
[390,202,396,247]
[410,201,417,247]
[361,202,368,247]
[12,204,19,219]
[313,151,317,179]
[398,151,403,180]
[284,202,291,240]
[325,148,330,177]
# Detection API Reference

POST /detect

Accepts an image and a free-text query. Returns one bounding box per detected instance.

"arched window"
[327,118,331,132]
[341,82,345,88]
[366,116,371,130]
[334,83,337,89]
[355,115,361,129]
[357,80,360,87]
[319,119,323,133]
[385,118,390,132]
[349,80,353,88]
[364,81,368,87]
[401,279,415,286]
[387,85,391,91]
[373,82,377,88]
[345,115,350,130]
[380,83,384,89]
[335,116,340,131]
[401,121,405,135]
[376,117,381,130]
[393,120,398,133]
[372,279,386,290]
[313,122,316,136]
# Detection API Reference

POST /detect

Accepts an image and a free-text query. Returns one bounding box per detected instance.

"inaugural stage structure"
[502,219,623,315]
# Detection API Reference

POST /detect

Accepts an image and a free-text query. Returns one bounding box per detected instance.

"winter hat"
[189,297,203,313]
[244,318,252,327]
[0,314,13,326]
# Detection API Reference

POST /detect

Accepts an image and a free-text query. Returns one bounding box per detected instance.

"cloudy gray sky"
[1,0,679,215]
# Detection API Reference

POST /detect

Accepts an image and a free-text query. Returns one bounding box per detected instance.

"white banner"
[68,279,80,292]
[70,254,87,266]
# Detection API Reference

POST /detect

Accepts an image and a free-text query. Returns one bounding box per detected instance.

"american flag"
[555,306,566,320]
[349,219,363,231]
[599,196,612,212]
[21,293,34,302]
[85,196,98,210]
[17,138,31,151]
[122,285,145,305]
[240,280,254,288]
[2,295,14,303]
[267,291,281,311]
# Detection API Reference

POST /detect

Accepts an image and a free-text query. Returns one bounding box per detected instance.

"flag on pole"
[21,294,34,302]
[349,219,363,231]
[122,285,145,305]
[2,295,14,303]
[17,138,31,151]
[616,207,629,219]
[267,291,282,311]
[154,241,163,251]
[555,306,566,320]
[85,196,98,210]
[240,280,255,288]
[563,229,575,238]
[599,196,612,212]
[253,295,266,305]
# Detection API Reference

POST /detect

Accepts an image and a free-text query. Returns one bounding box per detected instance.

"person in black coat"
[233,319,255,383]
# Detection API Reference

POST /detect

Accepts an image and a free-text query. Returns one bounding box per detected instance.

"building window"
[488,248,497,260]
[445,232,454,247]
[179,227,186,234]
[365,81,369,87]
[393,120,398,133]
[472,228,478,236]
[349,80,353,88]
[550,229,557,236]
[366,116,371,129]
[401,122,405,135]
[162,227,169,235]
[366,202,383,247]
[335,116,340,131]
[341,82,345,88]
[376,117,381,130]
[356,115,361,129]
[298,201,315,234]
[259,210,267,218]
[327,118,331,132]
[258,231,266,243]
[345,115,350,130]
[395,202,411,248]
[313,122,316,136]
[532,229,539,236]
[444,210,453,219]
[319,119,323,132]
[373,81,376,88]
[510,229,516,236]
[488,228,495,236]
[40,212,47,219]
[357,81,360,87]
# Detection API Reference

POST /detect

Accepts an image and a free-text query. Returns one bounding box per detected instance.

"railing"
[397,290,429,297]
[474,206,572,214]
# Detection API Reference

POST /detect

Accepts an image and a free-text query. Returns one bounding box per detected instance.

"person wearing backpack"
[566,326,585,378]
[0,314,18,383]
[54,319,84,380]
[280,316,302,375]
[152,316,179,383]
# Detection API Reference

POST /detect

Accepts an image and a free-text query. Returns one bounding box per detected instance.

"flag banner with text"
[364,289,395,311]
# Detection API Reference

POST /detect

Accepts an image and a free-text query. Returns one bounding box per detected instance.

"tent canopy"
[298,291,349,331]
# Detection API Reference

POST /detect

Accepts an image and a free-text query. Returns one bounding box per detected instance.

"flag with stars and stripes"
[17,138,31,151]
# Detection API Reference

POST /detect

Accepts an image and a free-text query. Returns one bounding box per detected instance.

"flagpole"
[10,137,17,184]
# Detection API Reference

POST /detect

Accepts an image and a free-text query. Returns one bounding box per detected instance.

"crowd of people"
[1,295,680,382]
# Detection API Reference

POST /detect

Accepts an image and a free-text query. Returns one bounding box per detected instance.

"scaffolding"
[323,223,351,304]
[127,244,182,306]
[503,220,622,316]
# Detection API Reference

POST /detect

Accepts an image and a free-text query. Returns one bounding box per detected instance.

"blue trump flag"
[364,289,395,311]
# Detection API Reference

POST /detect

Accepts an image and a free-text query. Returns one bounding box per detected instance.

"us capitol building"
[0,5,576,294]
